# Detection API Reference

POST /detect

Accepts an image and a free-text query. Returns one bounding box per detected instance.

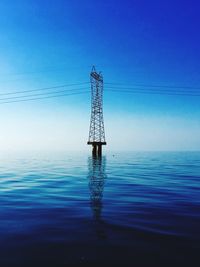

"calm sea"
[0,152,199,267]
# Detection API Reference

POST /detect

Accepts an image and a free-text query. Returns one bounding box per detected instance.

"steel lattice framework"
[87,67,106,156]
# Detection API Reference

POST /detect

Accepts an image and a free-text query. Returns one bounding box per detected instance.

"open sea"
[0,151,199,267]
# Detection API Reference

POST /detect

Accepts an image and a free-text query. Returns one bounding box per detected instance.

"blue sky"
[0,0,199,151]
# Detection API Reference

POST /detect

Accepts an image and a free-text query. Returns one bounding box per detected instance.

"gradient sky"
[0,0,200,151]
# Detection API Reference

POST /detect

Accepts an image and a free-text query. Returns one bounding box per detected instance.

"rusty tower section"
[87,66,106,156]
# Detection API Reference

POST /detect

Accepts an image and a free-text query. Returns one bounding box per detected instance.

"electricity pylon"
[87,66,106,156]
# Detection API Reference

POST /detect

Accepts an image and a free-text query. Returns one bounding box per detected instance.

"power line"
[0,91,90,105]
[0,82,89,96]
[0,87,89,101]
[0,81,200,106]
[106,88,200,96]
[105,85,200,93]
[1,79,200,97]
[105,82,200,91]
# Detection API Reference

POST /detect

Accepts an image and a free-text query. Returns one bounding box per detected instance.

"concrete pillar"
[92,144,97,157]
[97,145,102,157]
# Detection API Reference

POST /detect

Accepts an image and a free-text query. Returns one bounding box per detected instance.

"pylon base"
[87,142,106,157]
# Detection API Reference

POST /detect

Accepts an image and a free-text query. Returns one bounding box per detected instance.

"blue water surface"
[0,152,199,266]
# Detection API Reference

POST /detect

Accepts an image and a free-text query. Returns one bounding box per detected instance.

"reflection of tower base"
[88,156,106,222]
[87,142,106,157]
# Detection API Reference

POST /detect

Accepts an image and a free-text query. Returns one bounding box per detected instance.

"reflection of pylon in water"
[88,156,106,221]
[87,66,106,157]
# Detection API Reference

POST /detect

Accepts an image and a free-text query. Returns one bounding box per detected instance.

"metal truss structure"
[87,66,106,156]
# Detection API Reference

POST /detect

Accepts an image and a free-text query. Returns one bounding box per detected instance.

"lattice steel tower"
[87,66,106,156]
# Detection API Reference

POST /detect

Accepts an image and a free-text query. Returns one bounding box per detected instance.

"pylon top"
[91,66,103,82]
[91,65,96,72]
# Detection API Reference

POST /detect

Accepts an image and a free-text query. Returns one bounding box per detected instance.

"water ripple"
[0,152,199,266]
